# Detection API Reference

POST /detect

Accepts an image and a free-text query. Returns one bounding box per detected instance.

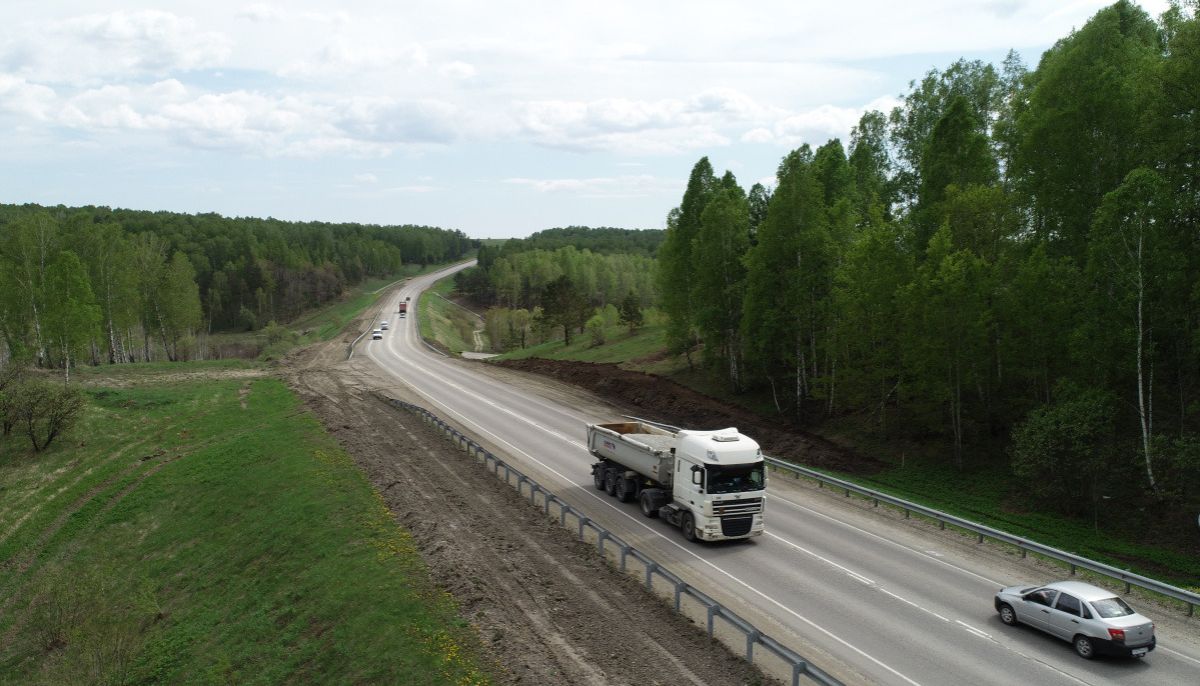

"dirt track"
[281,322,771,684]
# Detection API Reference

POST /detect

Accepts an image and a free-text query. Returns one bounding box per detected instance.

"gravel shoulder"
[280,324,772,685]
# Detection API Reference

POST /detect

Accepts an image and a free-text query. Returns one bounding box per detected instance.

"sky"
[0,1,1171,239]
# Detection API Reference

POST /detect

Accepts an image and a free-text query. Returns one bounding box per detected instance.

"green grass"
[496,323,667,365]
[0,370,493,685]
[418,276,478,355]
[846,460,1200,590]
[288,274,411,343]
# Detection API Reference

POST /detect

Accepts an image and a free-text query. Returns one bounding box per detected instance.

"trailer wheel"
[681,513,697,542]
[604,468,618,496]
[592,464,606,490]
[639,490,660,518]
[615,477,635,503]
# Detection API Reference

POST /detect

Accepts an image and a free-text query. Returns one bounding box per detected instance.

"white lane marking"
[766,531,874,586]
[955,620,991,640]
[880,588,950,622]
[766,492,1006,587]
[367,347,924,686]
[382,333,598,447]
[1161,645,1200,666]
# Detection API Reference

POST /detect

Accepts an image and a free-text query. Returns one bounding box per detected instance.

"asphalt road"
[364,263,1200,686]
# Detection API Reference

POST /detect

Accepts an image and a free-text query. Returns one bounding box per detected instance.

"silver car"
[994,580,1155,659]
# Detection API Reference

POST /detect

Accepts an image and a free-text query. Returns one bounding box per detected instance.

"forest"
[0,204,472,370]
[457,227,662,350]
[466,1,1200,522]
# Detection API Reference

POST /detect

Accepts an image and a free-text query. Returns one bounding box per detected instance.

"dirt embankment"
[281,339,771,685]
[496,358,883,475]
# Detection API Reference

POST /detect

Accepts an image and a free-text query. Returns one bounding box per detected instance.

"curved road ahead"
[363,263,1200,686]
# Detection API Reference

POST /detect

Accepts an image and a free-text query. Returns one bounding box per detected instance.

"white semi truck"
[587,420,766,542]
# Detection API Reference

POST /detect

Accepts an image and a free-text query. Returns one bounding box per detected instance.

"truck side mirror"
[691,464,703,486]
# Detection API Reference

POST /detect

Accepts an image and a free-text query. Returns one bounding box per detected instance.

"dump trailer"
[398,301,408,318]
[587,420,766,542]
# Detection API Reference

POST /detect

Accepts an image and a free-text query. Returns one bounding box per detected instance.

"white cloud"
[504,175,680,198]
[1,10,230,85]
[439,61,477,80]
[0,74,57,119]
[26,79,458,156]
[279,39,428,79]
[385,185,437,194]
[353,172,378,184]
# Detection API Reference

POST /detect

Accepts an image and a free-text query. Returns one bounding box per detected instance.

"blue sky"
[0,1,1170,238]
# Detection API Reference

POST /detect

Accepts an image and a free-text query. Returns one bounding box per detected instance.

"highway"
[364,263,1200,686]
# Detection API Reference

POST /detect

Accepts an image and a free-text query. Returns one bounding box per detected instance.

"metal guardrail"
[763,456,1200,617]
[381,395,843,686]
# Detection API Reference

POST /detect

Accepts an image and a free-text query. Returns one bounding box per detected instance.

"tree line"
[456,228,660,352]
[657,0,1200,519]
[0,204,472,371]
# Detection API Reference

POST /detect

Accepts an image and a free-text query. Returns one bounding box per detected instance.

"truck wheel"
[592,465,606,490]
[604,469,618,496]
[615,477,635,502]
[639,491,660,518]
[681,513,697,542]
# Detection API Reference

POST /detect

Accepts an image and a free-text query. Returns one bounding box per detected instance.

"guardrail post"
[674,581,686,611]
[1070,563,1076,576]
[529,483,540,505]
[707,604,718,637]
[577,516,589,539]
[619,544,630,572]
[645,562,658,590]
[597,530,609,556]
[745,630,760,661]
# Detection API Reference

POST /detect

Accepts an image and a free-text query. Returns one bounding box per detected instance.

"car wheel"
[998,603,1018,626]
[1073,635,1096,660]
[681,513,697,542]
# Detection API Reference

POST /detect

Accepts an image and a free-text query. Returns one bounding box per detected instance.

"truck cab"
[587,421,766,543]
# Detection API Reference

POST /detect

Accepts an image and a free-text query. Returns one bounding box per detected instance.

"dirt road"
[282,324,771,685]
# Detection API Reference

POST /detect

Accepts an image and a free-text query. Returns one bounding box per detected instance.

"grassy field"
[0,366,493,684]
[493,310,676,370]
[418,276,480,355]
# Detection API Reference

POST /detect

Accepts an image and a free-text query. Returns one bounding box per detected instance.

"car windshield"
[1090,596,1135,618]
[705,463,764,494]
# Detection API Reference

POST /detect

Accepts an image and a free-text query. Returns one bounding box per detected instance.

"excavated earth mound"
[494,358,884,475]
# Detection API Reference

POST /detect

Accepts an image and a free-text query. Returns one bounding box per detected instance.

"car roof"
[1042,580,1120,602]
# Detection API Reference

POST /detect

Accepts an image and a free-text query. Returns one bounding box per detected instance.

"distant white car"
[371,329,383,340]
[381,320,389,330]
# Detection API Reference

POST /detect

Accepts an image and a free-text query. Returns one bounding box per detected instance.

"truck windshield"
[706,463,764,494]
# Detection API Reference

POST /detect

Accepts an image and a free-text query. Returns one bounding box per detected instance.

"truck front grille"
[720,515,754,537]
[713,497,762,516]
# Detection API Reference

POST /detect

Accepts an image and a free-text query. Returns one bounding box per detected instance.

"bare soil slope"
[281,334,771,685]
[496,358,883,475]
